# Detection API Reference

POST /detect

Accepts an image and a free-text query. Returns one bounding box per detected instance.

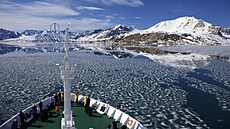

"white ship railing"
[76,94,147,129]
[0,97,51,129]
[0,93,147,129]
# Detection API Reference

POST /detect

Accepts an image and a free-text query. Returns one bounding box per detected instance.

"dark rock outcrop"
[0,28,21,40]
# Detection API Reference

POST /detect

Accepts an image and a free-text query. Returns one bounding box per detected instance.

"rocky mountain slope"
[21,30,43,36]
[35,31,64,42]
[75,24,136,42]
[118,17,230,45]
[0,28,21,40]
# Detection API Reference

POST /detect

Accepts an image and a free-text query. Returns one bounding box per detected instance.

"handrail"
[0,97,51,129]
[76,94,147,129]
[0,94,147,129]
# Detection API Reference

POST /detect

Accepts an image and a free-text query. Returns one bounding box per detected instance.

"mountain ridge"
[1,16,230,45]
[0,28,21,40]
[119,17,230,45]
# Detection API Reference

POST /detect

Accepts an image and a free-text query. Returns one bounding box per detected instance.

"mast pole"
[61,27,75,129]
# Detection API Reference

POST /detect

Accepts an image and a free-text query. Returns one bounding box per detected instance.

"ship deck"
[21,103,122,129]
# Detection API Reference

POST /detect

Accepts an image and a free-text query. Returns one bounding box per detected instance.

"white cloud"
[105,15,115,19]
[72,18,112,31]
[0,13,112,31]
[85,0,144,7]
[0,0,112,31]
[134,16,142,19]
[77,6,104,11]
[0,1,80,17]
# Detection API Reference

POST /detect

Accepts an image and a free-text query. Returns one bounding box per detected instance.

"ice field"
[0,49,230,129]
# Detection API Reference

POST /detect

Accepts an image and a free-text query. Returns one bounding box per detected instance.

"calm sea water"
[0,50,229,129]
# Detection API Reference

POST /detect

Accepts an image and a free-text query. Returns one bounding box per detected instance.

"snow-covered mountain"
[1,29,74,42]
[119,17,230,45]
[1,25,136,42]
[35,31,64,42]
[75,24,136,42]
[73,29,104,41]
[21,29,43,36]
[72,17,229,45]
[146,17,214,35]
[0,28,21,40]
[1,16,230,45]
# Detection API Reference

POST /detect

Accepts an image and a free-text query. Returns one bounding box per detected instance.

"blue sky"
[0,0,229,32]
